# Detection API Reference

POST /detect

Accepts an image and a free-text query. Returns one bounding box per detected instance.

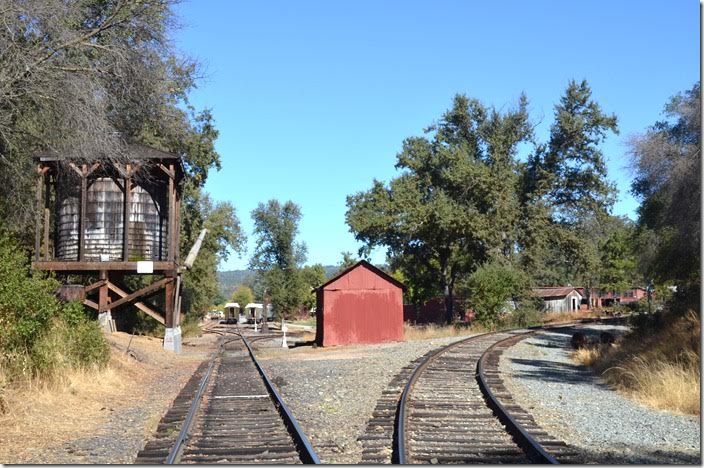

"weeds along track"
[135,328,319,464]
[360,317,621,464]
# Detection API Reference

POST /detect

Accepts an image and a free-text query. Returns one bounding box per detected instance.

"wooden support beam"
[158,163,175,179]
[84,279,107,294]
[83,298,99,311]
[98,270,109,313]
[86,162,100,177]
[67,162,83,178]
[131,162,143,177]
[104,277,172,311]
[78,166,87,261]
[106,281,166,325]
[167,165,175,262]
[165,277,175,328]
[34,168,42,261]
[32,260,177,274]
[43,208,50,260]
[173,274,182,326]
[123,164,131,261]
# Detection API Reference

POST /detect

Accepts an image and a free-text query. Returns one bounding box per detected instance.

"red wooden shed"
[315,260,405,347]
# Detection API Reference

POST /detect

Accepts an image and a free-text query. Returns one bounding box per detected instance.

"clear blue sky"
[171,0,699,271]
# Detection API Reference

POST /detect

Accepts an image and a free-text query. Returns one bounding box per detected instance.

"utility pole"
[646,279,654,314]
[261,288,269,333]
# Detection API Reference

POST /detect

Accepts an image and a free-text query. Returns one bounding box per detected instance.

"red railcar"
[315,261,405,347]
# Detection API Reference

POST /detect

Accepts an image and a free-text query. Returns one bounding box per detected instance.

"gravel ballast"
[500,324,701,464]
[257,335,475,464]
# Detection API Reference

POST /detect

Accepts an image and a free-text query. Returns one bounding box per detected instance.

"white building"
[533,287,583,312]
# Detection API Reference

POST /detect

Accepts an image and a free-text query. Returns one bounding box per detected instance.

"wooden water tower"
[31,144,185,351]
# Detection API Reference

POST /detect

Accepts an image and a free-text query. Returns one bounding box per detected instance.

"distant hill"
[217,265,339,299]
[217,270,256,298]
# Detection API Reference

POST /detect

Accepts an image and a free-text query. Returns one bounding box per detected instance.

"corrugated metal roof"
[533,287,581,298]
[36,143,180,161]
[317,260,406,291]
[224,302,240,308]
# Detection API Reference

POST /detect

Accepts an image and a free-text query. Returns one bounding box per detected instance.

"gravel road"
[500,324,701,464]
[257,335,475,464]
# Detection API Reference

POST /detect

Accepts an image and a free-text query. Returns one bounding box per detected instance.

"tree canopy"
[347,94,532,323]
[519,80,619,295]
[231,285,254,309]
[0,0,245,322]
[348,81,625,324]
[629,82,700,288]
[249,200,309,319]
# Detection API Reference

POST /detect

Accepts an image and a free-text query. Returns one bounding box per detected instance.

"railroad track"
[135,330,319,464]
[361,317,621,464]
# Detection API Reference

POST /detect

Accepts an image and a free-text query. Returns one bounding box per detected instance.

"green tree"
[0,0,207,241]
[599,218,639,293]
[249,200,308,319]
[0,1,244,326]
[300,264,327,311]
[463,260,529,327]
[231,285,254,308]
[519,80,619,301]
[629,82,700,291]
[0,226,109,382]
[347,94,531,323]
[336,251,359,273]
[179,192,245,317]
[542,79,619,221]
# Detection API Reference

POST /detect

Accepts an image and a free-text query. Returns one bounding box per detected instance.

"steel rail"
[165,338,224,464]
[237,331,321,464]
[474,315,627,464]
[395,316,621,464]
[395,330,495,464]
[476,333,559,464]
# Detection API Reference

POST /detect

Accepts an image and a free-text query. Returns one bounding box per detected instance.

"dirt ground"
[0,327,218,464]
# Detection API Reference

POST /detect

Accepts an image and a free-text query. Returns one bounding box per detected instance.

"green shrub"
[0,234,61,354]
[0,229,109,383]
[502,306,542,328]
[612,302,631,316]
[464,261,530,328]
[180,315,203,338]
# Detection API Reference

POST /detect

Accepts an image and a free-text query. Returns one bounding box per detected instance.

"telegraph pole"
[261,288,269,333]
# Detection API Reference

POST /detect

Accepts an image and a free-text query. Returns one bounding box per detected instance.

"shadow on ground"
[573,444,701,464]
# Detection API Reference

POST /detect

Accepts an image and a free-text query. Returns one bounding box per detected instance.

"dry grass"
[542,308,601,324]
[608,352,700,415]
[573,310,700,415]
[180,318,203,338]
[0,332,202,464]
[403,323,485,341]
[0,351,139,462]
[573,346,600,366]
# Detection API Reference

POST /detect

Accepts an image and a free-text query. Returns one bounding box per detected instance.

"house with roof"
[532,287,583,313]
[591,287,650,308]
[315,260,405,346]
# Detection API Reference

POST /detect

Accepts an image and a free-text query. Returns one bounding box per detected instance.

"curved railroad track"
[477,331,581,463]
[397,329,540,464]
[360,317,621,464]
[135,329,319,464]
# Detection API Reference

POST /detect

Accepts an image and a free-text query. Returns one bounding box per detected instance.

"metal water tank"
[54,175,169,261]
[128,184,168,261]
